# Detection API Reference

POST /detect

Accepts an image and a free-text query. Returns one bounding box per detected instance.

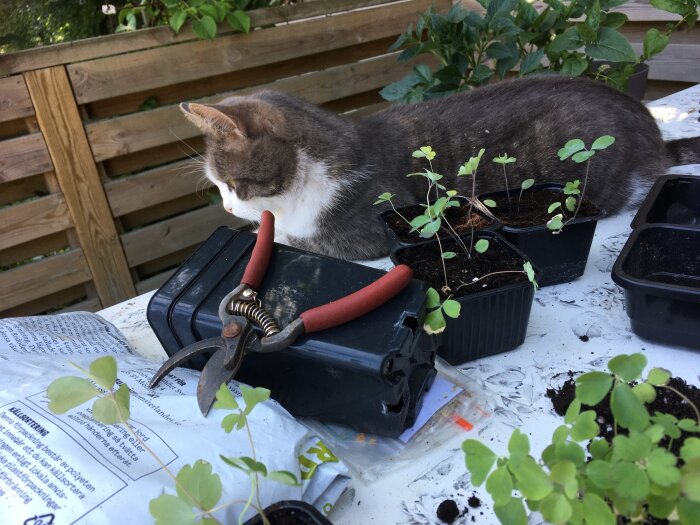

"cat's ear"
[180,102,247,141]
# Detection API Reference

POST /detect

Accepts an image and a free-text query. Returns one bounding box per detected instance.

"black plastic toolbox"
[147,227,438,437]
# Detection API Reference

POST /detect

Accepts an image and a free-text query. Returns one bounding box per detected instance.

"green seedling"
[548,135,614,233]
[463,352,700,525]
[46,356,299,525]
[492,154,517,205]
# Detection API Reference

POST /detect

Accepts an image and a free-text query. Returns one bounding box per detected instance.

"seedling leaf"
[565,196,577,212]
[591,135,615,150]
[486,467,513,506]
[483,199,497,208]
[175,460,222,510]
[462,439,497,486]
[424,308,446,335]
[442,299,461,319]
[46,376,100,414]
[558,139,585,160]
[611,382,649,432]
[548,202,562,214]
[572,150,595,163]
[92,383,130,424]
[575,371,613,406]
[89,356,118,390]
[475,239,490,253]
[149,493,197,525]
[647,367,671,386]
[493,497,527,525]
[426,287,441,309]
[241,385,270,415]
[267,470,301,486]
[582,493,615,525]
[213,384,239,411]
[521,179,534,190]
[609,353,647,382]
[441,251,457,259]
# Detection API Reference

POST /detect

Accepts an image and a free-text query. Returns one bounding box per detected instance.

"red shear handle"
[241,210,275,289]
[299,265,413,333]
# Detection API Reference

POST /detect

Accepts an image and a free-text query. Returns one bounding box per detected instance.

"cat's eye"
[226,182,235,191]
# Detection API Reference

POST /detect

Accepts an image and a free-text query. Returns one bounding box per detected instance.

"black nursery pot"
[243,501,331,525]
[479,183,602,287]
[392,231,537,365]
[612,225,700,350]
[379,197,501,259]
[631,175,700,229]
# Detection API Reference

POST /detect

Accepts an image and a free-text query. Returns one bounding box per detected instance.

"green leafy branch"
[115,0,254,39]
[463,353,700,525]
[46,356,299,525]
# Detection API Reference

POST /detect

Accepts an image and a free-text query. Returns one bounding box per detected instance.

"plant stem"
[566,155,590,225]
[503,165,511,204]
[455,270,527,291]
[390,200,411,226]
[659,385,700,425]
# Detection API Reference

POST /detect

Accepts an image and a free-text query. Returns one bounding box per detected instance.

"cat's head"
[180,97,299,222]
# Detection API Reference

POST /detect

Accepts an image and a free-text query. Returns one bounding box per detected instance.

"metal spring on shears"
[231,300,281,337]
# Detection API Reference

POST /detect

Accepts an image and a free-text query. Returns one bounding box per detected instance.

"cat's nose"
[224,206,233,214]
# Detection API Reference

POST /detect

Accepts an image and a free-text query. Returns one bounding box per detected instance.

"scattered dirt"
[384,202,494,244]
[395,236,528,299]
[485,188,599,228]
[467,495,482,509]
[437,499,460,524]
[547,375,700,457]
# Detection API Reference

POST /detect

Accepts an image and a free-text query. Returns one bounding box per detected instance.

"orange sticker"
[451,414,474,431]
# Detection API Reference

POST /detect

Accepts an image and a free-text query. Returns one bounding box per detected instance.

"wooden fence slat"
[0,133,53,182]
[24,66,136,306]
[638,44,700,83]
[121,204,241,267]
[87,51,421,161]
[105,160,207,217]
[68,0,444,104]
[0,76,33,122]
[0,194,71,251]
[0,249,91,312]
[57,297,102,314]
[0,0,394,77]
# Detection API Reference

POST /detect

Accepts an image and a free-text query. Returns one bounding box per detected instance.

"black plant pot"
[631,175,700,229]
[611,225,700,350]
[589,60,650,100]
[379,197,501,259]
[478,183,602,287]
[392,231,537,365]
[244,501,332,525]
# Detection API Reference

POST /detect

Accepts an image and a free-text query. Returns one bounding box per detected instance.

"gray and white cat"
[181,75,700,260]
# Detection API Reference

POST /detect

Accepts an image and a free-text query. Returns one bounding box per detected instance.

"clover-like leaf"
[494,497,527,525]
[92,383,130,424]
[613,462,650,500]
[442,299,461,319]
[508,429,530,465]
[46,376,100,414]
[582,493,615,525]
[609,353,647,382]
[241,385,270,416]
[221,413,245,433]
[426,287,441,309]
[540,492,572,524]
[682,438,700,462]
[486,466,513,506]
[424,308,446,335]
[475,239,490,253]
[591,135,615,150]
[647,447,681,487]
[176,460,222,510]
[564,398,582,424]
[587,460,616,490]
[647,367,671,386]
[511,456,554,501]
[213,383,239,411]
[652,412,682,439]
[373,192,395,205]
[589,438,610,460]
[611,382,649,432]
[89,355,118,390]
[552,425,570,445]
[267,470,300,486]
[572,150,596,163]
[462,439,497,486]
[547,214,564,232]
[611,432,652,462]
[632,382,657,403]
[149,493,197,525]
[558,139,585,160]
[575,371,613,406]
[571,410,599,441]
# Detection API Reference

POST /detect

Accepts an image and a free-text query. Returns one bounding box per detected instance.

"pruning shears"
[149,210,413,415]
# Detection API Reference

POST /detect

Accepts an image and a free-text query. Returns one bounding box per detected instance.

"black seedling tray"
[147,227,437,437]
[611,225,700,350]
[479,183,601,287]
[631,175,700,229]
[392,231,536,365]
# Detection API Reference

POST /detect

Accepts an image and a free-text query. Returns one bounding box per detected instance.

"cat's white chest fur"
[206,150,343,243]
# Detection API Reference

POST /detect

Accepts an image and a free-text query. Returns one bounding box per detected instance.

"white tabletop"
[98,84,700,525]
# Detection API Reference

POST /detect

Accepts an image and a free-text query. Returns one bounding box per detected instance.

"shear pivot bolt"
[223,322,242,338]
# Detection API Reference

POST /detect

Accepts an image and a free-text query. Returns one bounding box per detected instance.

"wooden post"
[24,66,136,306]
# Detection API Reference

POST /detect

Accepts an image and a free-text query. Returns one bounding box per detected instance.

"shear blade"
[149,337,223,389]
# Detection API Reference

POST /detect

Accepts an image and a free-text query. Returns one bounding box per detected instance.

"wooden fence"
[0,0,447,316]
[0,0,697,317]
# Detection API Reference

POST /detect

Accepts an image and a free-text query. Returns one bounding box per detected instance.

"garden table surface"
[98,83,700,525]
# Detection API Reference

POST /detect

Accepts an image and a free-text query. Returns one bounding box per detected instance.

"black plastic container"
[392,230,536,365]
[244,501,332,525]
[147,227,437,437]
[479,183,601,287]
[379,197,501,258]
[631,175,700,229]
[611,225,700,350]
